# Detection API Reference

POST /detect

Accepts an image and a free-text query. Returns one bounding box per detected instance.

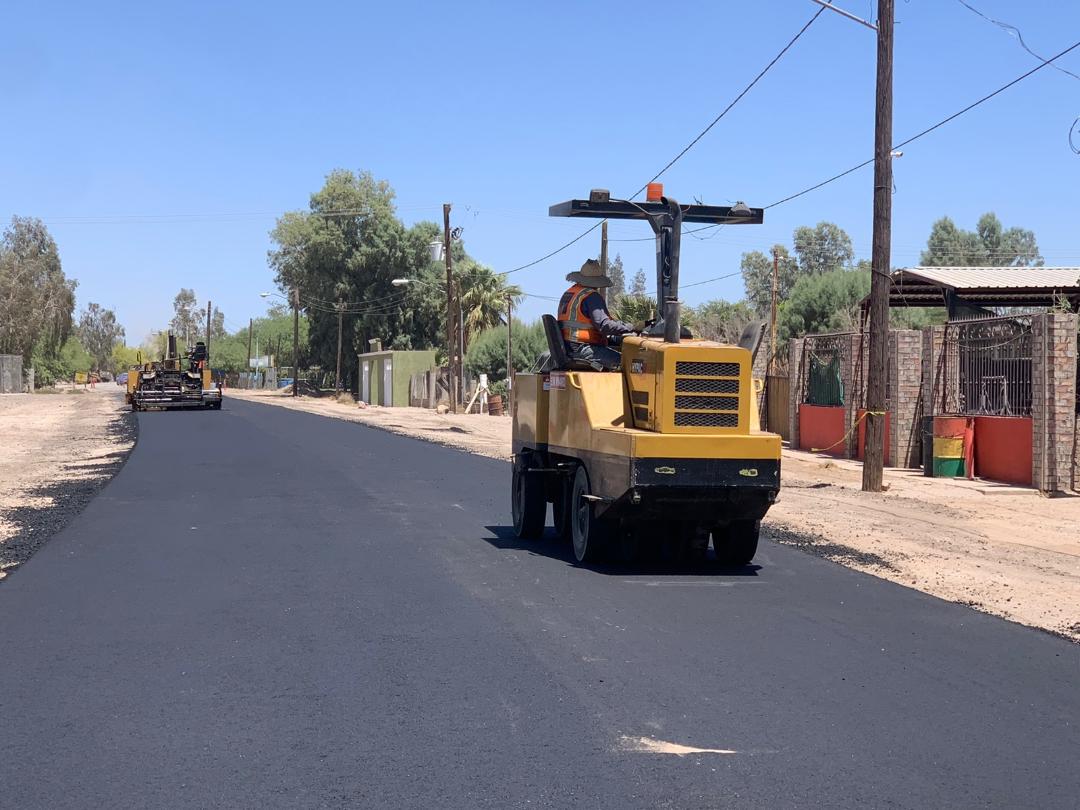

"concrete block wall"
[788,337,806,450]
[1031,313,1078,493]
[921,326,945,417]
[889,330,923,468]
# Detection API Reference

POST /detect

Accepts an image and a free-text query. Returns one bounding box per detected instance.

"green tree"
[464,320,547,381]
[740,245,798,315]
[456,261,522,353]
[77,303,125,372]
[793,222,854,276]
[605,253,625,309]
[690,299,756,344]
[0,216,76,363]
[269,170,439,389]
[920,213,1042,266]
[779,268,871,340]
[31,336,94,387]
[112,344,142,371]
[170,288,201,343]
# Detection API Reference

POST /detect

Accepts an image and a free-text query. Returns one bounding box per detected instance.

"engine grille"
[674,411,739,428]
[674,377,739,394]
[674,395,739,411]
[674,361,739,377]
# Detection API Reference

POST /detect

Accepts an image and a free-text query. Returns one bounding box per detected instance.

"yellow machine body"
[512,336,780,521]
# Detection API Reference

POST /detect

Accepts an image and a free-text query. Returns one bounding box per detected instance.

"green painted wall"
[357,349,437,406]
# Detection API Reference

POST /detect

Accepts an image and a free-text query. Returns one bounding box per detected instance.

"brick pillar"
[789,337,805,450]
[1032,313,1079,494]
[889,330,923,468]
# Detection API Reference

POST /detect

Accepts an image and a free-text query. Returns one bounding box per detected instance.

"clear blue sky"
[3,0,1079,341]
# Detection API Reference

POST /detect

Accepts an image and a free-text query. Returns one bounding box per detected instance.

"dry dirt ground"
[232,388,1080,642]
[0,385,135,581]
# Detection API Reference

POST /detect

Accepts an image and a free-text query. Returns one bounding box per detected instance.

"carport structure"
[789,267,1079,493]
[886,266,1080,315]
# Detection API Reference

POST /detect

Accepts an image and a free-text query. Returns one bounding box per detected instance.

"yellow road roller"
[511,189,781,564]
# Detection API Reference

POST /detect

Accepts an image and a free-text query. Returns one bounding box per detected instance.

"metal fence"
[944,315,1033,416]
[803,334,846,406]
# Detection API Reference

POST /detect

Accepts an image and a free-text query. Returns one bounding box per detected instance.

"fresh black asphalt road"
[2,398,1077,809]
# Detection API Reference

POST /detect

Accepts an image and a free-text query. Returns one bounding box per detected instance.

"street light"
[259,288,300,397]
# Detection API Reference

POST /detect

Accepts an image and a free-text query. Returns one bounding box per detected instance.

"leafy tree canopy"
[464,319,547,382]
[920,213,1042,267]
[77,303,125,372]
[0,216,76,363]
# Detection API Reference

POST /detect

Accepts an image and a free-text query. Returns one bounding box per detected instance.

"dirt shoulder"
[229,389,1080,641]
[0,386,136,581]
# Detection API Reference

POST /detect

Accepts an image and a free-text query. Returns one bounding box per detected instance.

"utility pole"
[247,318,253,369]
[335,300,344,394]
[862,0,894,492]
[769,250,779,374]
[292,286,300,398]
[443,203,457,413]
[205,300,212,362]
[599,221,609,303]
[506,294,513,393]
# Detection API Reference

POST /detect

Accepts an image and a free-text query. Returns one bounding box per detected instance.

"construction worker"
[558,259,642,371]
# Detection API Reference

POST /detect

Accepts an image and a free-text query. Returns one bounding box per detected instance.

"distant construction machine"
[511,187,780,565]
[127,332,222,411]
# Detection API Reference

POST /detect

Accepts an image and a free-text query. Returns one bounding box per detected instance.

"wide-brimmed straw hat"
[565,258,612,288]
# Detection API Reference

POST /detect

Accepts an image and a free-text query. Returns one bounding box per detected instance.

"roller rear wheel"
[570,465,610,564]
[712,519,760,566]
[512,455,546,539]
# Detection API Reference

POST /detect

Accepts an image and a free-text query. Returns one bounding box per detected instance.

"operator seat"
[540,314,603,372]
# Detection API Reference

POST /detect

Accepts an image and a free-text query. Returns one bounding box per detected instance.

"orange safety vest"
[558,284,605,345]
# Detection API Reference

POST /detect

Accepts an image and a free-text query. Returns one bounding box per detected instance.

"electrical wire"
[954,0,1080,82]
[626,5,826,200]
[498,6,826,276]
[763,36,1080,210]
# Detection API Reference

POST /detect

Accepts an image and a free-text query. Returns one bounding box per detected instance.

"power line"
[499,7,826,276]
[627,4,827,198]
[764,36,1080,210]
[954,0,1080,82]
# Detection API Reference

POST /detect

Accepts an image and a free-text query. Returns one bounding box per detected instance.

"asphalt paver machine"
[511,188,781,564]
[128,332,222,411]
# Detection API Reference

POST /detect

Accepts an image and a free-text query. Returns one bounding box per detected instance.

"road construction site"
[1,395,1077,809]
[228,388,1080,641]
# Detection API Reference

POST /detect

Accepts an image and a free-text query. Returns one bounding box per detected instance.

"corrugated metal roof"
[894,266,1080,290]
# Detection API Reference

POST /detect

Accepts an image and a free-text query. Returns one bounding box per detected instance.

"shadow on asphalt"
[482,525,762,578]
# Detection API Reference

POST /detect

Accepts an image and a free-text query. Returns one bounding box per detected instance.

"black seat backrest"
[541,314,571,370]
[737,320,767,363]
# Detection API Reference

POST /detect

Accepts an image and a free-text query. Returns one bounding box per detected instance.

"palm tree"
[457,261,522,352]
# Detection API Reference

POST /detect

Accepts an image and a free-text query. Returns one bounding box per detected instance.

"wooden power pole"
[769,250,779,374]
[292,287,300,398]
[506,294,513,393]
[599,220,609,303]
[862,0,894,492]
[335,301,344,394]
[443,203,457,413]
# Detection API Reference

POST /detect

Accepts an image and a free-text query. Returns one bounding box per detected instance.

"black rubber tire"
[713,519,760,566]
[551,475,571,540]
[569,465,610,564]
[512,455,546,539]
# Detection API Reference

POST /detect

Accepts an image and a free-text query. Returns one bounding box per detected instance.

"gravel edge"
[0,406,138,582]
